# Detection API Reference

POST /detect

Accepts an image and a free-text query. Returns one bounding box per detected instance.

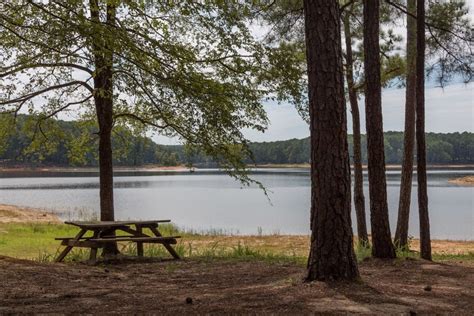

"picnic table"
[55,220,181,262]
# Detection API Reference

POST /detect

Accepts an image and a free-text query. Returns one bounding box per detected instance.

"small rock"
[185,297,193,304]
[423,285,432,291]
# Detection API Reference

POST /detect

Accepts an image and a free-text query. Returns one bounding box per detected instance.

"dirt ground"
[449,175,474,186]
[0,204,61,224]
[0,256,472,314]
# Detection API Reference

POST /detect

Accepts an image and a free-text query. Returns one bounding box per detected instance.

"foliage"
[1,115,472,166]
[0,0,275,186]
[425,0,473,85]
[256,0,472,121]
[256,0,406,122]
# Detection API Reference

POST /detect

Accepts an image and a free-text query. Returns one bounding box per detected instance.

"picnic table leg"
[149,225,180,259]
[55,229,86,262]
[136,226,144,257]
[89,230,100,262]
[89,247,98,262]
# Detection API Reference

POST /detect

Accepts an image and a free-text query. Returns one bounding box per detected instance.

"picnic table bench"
[55,220,181,262]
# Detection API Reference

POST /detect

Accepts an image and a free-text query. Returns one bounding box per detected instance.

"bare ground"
[449,175,474,186]
[0,256,472,314]
[0,204,61,224]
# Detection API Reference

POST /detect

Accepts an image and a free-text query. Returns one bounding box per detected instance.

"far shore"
[0,165,190,173]
[255,163,474,170]
[1,163,474,173]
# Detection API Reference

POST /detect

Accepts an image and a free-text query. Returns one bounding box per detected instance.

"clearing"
[0,256,473,314]
[1,204,473,313]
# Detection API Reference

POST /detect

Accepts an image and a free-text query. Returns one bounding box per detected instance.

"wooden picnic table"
[55,220,181,262]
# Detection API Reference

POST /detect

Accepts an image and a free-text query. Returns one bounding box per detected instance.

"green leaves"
[425,0,473,85]
[0,1,274,186]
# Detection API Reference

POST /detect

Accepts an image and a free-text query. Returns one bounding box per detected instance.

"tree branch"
[340,0,358,14]
[1,63,93,77]
[42,95,93,120]
[385,0,471,42]
[426,24,472,74]
[0,81,93,106]
[113,112,169,129]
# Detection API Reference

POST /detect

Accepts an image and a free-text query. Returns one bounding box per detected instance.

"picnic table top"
[65,220,171,229]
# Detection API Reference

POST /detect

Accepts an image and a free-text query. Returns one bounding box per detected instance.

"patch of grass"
[1,222,473,266]
[0,223,85,259]
[355,242,372,261]
[432,252,474,261]
[188,242,306,265]
[118,241,306,265]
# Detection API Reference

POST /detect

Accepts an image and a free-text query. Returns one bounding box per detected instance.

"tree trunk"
[343,9,369,246]
[90,0,118,255]
[416,0,432,261]
[304,0,359,281]
[395,0,417,249]
[363,0,396,259]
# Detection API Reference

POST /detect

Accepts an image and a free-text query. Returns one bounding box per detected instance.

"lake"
[0,168,473,240]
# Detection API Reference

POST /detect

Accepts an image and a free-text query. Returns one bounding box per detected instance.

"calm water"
[0,169,473,240]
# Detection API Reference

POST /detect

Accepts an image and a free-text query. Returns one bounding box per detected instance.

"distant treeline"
[247,132,473,165]
[0,116,472,166]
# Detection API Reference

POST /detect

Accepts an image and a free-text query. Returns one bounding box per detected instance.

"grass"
[0,222,473,264]
[0,222,181,260]
[432,252,474,261]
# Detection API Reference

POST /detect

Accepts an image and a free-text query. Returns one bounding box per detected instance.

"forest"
[1,115,472,166]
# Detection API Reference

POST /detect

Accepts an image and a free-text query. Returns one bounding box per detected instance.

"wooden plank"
[89,247,98,262]
[136,226,144,257]
[55,229,86,262]
[117,226,148,237]
[65,220,171,229]
[89,230,100,263]
[56,236,121,241]
[55,237,90,241]
[61,240,101,248]
[150,226,181,259]
[89,236,180,243]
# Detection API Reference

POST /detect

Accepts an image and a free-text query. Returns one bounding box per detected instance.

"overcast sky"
[154,81,473,145]
[153,1,473,145]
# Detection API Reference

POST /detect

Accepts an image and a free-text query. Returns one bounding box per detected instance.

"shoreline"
[0,204,61,223]
[255,163,474,170]
[1,163,474,173]
[0,204,472,246]
[0,164,190,173]
[448,175,474,186]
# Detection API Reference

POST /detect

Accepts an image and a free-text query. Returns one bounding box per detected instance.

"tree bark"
[343,9,369,246]
[395,0,417,249]
[90,0,118,255]
[304,0,359,281]
[363,0,396,258]
[416,0,432,261]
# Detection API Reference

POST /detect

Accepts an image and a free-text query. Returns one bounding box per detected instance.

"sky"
[153,1,474,145]
[154,82,473,145]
